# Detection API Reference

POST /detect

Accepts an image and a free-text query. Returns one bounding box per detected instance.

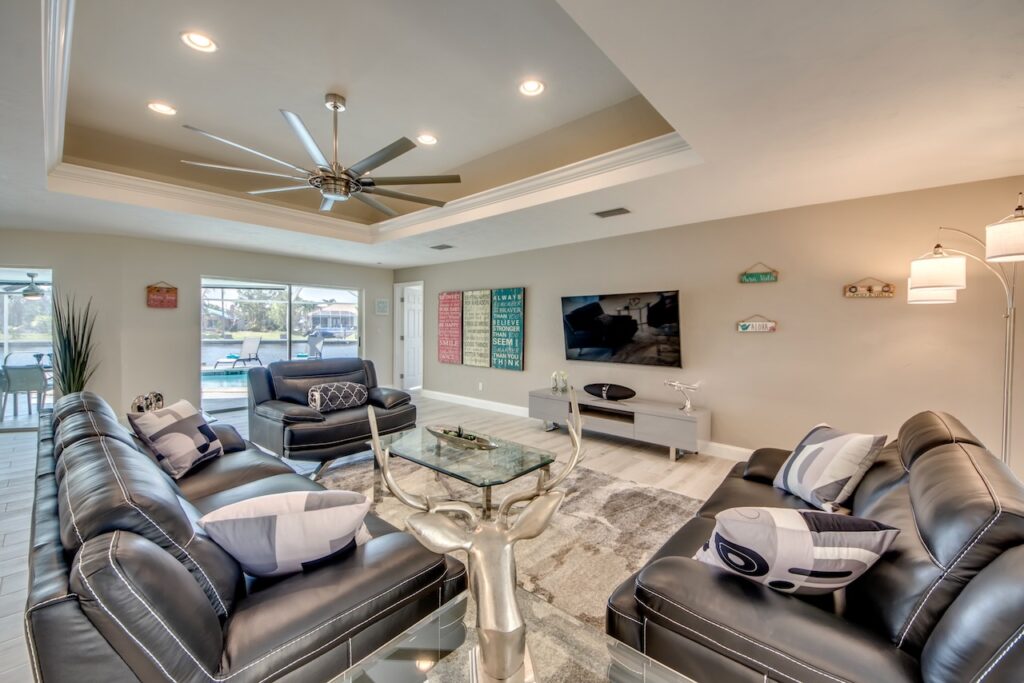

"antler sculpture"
[367,388,584,683]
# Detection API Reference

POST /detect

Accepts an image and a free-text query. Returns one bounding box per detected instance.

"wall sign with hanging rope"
[737,314,777,333]
[844,277,894,299]
[739,262,779,283]
[146,281,178,308]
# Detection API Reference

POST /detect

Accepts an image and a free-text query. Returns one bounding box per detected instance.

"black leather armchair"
[607,412,1024,682]
[248,358,416,474]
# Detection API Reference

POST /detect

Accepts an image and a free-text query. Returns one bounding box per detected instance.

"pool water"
[201,371,248,392]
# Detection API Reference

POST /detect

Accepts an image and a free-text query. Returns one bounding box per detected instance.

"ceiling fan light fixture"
[180,31,217,52]
[21,273,43,301]
[147,101,177,116]
[416,133,438,146]
[324,93,347,112]
[518,79,545,96]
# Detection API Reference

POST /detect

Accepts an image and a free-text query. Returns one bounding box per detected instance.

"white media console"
[527,388,711,460]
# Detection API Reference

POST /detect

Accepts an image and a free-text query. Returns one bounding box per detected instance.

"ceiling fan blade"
[368,174,462,186]
[352,193,398,217]
[280,110,331,170]
[2,284,24,292]
[346,137,416,177]
[247,185,316,195]
[183,124,309,174]
[181,160,307,181]
[365,187,446,207]
[320,196,335,212]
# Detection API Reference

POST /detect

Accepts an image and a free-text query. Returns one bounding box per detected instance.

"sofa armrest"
[368,387,412,410]
[254,400,325,424]
[742,447,792,483]
[635,557,918,683]
[211,423,247,453]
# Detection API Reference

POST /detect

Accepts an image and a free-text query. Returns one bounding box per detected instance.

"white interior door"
[402,285,423,390]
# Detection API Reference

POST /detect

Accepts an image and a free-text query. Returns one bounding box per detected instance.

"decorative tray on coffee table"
[426,425,498,450]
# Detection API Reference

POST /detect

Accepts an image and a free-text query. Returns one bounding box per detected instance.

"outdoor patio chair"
[214,336,263,368]
[295,333,324,360]
[1,364,47,419]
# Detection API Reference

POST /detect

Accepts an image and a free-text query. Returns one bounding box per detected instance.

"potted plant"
[52,293,98,394]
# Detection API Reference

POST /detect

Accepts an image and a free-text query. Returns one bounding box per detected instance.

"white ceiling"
[1,0,1022,269]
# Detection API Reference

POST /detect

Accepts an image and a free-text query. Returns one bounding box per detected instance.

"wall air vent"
[593,207,631,218]
[430,244,455,250]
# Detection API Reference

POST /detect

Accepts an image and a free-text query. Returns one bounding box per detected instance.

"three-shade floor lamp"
[908,193,1024,467]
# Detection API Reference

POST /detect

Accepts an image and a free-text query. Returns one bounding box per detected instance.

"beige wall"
[398,175,1024,476]
[0,229,395,412]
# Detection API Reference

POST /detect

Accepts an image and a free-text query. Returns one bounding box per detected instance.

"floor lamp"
[908,193,1024,467]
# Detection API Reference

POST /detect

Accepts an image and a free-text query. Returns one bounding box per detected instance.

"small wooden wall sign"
[737,315,777,333]
[739,262,779,283]
[844,278,894,299]
[146,282,178,309]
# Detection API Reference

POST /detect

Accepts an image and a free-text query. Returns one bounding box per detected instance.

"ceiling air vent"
[430,244,455,250]
[593,207,631,218]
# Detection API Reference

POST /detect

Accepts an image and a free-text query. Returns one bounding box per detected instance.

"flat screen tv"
[561,290,680,367]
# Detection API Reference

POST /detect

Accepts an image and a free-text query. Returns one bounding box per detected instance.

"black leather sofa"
[248,358,415,474]
[25,391,466,682]
[607,411,1024,682]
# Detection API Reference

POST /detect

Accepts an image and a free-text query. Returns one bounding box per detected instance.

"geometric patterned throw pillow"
[308,382,368,413]
[198,490,373,577]
[773,424,887,511]
[127,399,222,479]
[694,507,899,595]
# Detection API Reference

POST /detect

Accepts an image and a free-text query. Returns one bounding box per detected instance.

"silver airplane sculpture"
[367,389,584,683]
[664,379,703,412]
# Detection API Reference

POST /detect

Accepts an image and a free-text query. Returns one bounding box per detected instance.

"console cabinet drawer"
[634,413,698,450]
[529,396,568,422]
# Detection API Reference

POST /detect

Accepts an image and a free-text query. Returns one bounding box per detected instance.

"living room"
[2,1,1023,682]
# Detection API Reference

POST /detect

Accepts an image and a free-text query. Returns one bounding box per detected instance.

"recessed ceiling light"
[180,31,217,52]
[518,79,545,96]
[147,101,177,116]
[416,133,438,146]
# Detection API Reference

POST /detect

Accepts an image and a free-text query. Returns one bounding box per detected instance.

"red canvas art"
[438,291,463,364]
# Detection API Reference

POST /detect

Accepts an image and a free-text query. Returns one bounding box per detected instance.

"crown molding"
[47,163,374,243]
[372,133,700,242]
[42,0,75,173]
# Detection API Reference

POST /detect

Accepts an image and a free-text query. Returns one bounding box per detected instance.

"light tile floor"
[0,393,735,682]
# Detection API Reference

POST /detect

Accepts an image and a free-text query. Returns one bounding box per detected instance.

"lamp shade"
[907,278,956,304]
[909,253,966,290]
[985,194,1024,262]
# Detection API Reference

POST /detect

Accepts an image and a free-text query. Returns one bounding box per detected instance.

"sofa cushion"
[52,390,117,427]
[57,435,242,617]
[175,448,297,501]
[53,409,137,462]
[188,472,324,515]
[128,400,223,478]
[283,403,416,452]
[896,410,982,470]
[199,490,372,576]
[699,468,815,520]
[269,358,373,405]
[308,381,368,412]
[774,424,886,511]
[845,442,1024,655]
[694,507,899,595]
[221,532,447,677]
[211,423,247,453]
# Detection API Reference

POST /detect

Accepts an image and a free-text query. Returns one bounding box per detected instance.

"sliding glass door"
[200,278,360,411]
[1,268,53,427]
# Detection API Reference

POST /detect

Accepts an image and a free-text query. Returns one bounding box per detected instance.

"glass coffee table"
[332,587,696,682]
[377,427,556,519]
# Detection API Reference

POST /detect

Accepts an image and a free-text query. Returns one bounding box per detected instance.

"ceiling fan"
[2,273,45,300]
[181,93,461,217]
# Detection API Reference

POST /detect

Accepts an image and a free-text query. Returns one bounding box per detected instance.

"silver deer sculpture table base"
[368,389,584,683]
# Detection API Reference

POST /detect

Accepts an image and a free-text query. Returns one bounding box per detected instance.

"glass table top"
[380,426,556,487]
[332,588,696,683]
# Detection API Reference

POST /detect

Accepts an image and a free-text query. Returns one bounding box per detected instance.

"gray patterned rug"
[321,455,704,628]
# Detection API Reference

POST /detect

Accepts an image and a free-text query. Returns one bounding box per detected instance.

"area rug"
[321,455,704,628]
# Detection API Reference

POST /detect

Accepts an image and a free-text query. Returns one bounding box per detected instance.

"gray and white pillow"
[774,424,887,510]
[308,381,367,412]
[198,490,372,577]
[127,399,222,479]
[695,507,899,595]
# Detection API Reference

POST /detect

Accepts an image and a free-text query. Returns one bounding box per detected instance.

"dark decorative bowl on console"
[584,383,636,401]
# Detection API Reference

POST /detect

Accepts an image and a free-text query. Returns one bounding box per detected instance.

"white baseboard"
[419,389,530,418]
[419,389,752,461]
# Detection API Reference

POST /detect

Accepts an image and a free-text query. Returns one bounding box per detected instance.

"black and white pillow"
[198,490,372,577]
[774,424,887,510]
[694,506,899,595]
[127,399,222,479]
[308,382,367,412]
